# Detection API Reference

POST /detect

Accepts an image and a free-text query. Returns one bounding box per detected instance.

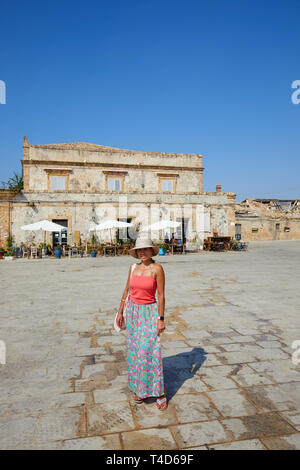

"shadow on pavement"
[162,347,207,401]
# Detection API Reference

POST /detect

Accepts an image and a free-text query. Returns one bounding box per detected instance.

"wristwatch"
[159,316,164,321]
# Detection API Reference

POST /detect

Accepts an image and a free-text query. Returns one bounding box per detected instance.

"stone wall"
[22,139,204,194]
[0,190,19,248]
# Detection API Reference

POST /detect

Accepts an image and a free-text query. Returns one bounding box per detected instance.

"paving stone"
[256,341,284,349]
[87,401,135,434]
[206,389,259,417]
[81,363,106,378]
[242,385,298,412]
[201,376,238,390]
[248,360,300,383]
[53,393,87,408]
[232,329,262,336]
[198,365,237,377]
[93,386,130,403]
[171,420,228,448]
[63,435,122,450]
[0,415,37,449]
[197,354,223,367]
[220,344,263,353]
[122,428,177,450]
[221,413,296,439]
[35,408,84,443]
[132,400,178,428]
[252,349,290,361]
[22,441,64,450]
[171,393,221,423]
[75,379,95,392]
[180,330,212,340]
[278,382,300,404]
[2,243,300,449]
[227,335,256,343]
[280,410,300,430]
[216,351,259,364]
[230,372,275,387]
[261,434,300,450]
[209,439,266,450]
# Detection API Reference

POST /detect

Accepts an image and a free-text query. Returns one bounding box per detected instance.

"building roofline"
[23,136,202,158]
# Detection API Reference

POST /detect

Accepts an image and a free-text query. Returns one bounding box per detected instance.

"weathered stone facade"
[233,199,300,241]
[0,190,19,248]
[1,136,237,247]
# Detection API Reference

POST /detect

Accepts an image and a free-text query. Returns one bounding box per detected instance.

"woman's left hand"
[157,320,165,335]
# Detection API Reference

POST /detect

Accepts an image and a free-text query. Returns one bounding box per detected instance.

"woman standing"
[116,238,167,410]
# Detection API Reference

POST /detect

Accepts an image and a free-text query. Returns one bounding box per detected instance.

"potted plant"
[90,248,97,257]
[159,243,167,255]
[4,251,14,261]
[0,247,4,259]
[54,245,62,258]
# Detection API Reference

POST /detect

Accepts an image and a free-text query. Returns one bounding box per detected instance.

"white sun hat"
[128,237,159,258]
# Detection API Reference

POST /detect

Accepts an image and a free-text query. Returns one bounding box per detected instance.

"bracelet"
[117,309,123,314]
[121,298,126,302]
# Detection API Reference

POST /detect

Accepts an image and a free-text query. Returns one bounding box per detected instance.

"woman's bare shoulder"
[153,262,164,273]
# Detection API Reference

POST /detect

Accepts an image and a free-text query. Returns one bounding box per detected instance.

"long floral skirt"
[125,299,165,399]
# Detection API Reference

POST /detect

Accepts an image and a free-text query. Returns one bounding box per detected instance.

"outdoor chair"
[22,246,29,258]
[30,247,38,259]
[71,247,78,257]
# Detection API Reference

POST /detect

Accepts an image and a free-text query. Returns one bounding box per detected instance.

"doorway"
[235,223,242,240]
[117,218,133,242]
[175,218,189,243]
[52,219,68,247]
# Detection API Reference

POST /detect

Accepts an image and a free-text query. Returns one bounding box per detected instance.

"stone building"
[0,136,236,248]
[233,198,300,241]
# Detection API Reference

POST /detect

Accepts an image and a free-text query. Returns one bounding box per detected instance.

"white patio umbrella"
[89,220,132,242]
[21,219,67,246]
[141,220,180,231]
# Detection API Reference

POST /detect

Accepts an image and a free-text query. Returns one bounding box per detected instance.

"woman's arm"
[116,265,132,327]
[156,264,165,335]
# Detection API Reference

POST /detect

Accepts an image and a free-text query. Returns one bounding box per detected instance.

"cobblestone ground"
[0,240,300,450]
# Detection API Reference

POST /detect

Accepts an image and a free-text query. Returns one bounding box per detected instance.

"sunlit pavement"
[0,240,300,450]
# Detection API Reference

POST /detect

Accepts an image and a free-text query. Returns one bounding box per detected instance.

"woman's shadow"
[162,347,207,401]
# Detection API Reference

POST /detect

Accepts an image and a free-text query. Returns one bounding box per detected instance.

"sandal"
[155,394,167,410]
[132,394,144,404]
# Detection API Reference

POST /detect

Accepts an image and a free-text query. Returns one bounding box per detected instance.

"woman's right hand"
[117,312,123,328]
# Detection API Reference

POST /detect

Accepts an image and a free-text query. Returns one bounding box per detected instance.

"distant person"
[116,238,167,410]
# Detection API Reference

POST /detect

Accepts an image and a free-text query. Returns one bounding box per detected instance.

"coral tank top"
[129,274,157,304]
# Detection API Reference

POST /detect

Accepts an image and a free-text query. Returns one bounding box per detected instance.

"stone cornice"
[21,160,204,172]
[22,140,202,158]
[44,169,73,175]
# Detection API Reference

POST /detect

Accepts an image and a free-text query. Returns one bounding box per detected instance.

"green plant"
[4,251,13,256]
[159,243,168,251]
[1,171,24,190]
[6,235,14,248]
[90,233,97,245]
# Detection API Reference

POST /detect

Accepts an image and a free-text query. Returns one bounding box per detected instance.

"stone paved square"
[0,240,300,449]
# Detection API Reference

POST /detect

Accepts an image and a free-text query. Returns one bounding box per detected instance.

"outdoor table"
[206,236,232,251]
[168,243,185,254]
[103,244,117,256]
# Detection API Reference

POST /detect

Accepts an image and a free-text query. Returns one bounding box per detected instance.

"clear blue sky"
[0,0,299,201]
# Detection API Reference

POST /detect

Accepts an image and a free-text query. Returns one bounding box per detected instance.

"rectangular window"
[161,179,174,192]
[284,227,290,232]
[108,177,121,191]
[50,176,66,190]
[276,223,280,230]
